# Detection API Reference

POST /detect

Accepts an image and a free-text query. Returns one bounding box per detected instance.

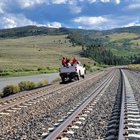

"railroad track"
[105,69,140,140]
[42,69,140,140]
[0,70,108,113]
[2,67,139,140]
[42,70,116,140]
[118,70,140,140]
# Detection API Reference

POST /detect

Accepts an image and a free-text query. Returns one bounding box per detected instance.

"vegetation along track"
[1,67,139,140]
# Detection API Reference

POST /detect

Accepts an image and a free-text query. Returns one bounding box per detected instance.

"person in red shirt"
[65,57,71,67]
[61,57,66,66]
[72,57,78,65]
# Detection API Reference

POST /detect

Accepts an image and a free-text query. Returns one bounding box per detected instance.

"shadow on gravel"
[59,79,76,84]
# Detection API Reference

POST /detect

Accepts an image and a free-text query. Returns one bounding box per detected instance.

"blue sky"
[0,0,140,30]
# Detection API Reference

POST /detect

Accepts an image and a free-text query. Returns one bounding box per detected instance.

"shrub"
[37,79,49,87]
[27,81,36,89]
[37,67,46,71]
[19,81,36,91]
[14,68,23,72]
[2,84,20,97]
[85,64,91,71]
[0,92,3,98]
[19,81,28,91]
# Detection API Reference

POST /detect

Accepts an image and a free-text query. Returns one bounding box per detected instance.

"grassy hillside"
[73,27,140,59]
[106,33,140,57]
[1,26,140,58]
[0,34,96,76]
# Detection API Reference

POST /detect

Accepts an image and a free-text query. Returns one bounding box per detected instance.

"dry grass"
[128,64,140,69]
[0,35,95,70]
[130,39,140,45]
[108,33,139,42]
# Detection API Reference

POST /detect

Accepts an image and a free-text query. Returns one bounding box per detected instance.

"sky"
[0,0,140,30]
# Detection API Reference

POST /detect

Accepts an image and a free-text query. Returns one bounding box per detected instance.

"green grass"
[105,32,140,57]
[0,35,96,76]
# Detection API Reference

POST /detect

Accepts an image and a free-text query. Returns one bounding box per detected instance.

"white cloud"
[88,0,97,4]
[77,26,82,29]
[2,17,17,28]
[71,6,82,14]
[74,16,108,25]
[46,22,62,28]
[88,0,110,4]
[0,14,38,29]
[0,2,5,13]
[69,0,82,14]
[100,0,110,2]
[0,12,62,29]
[16,0,46,8]
[50,0,68,4]
[0,8,4,14]
[126,4,140,10]
[88,0,121,4]
[73,16,109,30]
[74,15,140,30]
[124,20,140,27]
[115,0,120,4]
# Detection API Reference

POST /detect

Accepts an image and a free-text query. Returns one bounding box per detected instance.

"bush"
[85,64,91,71]
[19,81,28,91]
[37,67,46,71]
[27,81,36,89]
[37,79,49,87]
[2,84,20,97]
[18,81,36,91]
[0,92,3,98]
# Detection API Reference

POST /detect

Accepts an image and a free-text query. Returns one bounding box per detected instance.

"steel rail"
[44,70,116,140]
[0,70,107,112]
[118,70,125,140]
[118,70,140,140]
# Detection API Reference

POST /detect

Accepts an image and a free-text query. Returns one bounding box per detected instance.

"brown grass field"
[108,33,139,42]
[128,64,140,69]
[0,35,95,70]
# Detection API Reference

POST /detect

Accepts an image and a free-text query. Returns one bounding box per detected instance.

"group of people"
[61,57,78,67]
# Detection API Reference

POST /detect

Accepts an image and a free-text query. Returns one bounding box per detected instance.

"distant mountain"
[0,26,68,38]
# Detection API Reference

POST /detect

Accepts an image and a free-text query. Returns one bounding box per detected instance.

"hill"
[0,34,96,76]
[72,26,140,56]
[0,25,140,76]
[72,26,140,64]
